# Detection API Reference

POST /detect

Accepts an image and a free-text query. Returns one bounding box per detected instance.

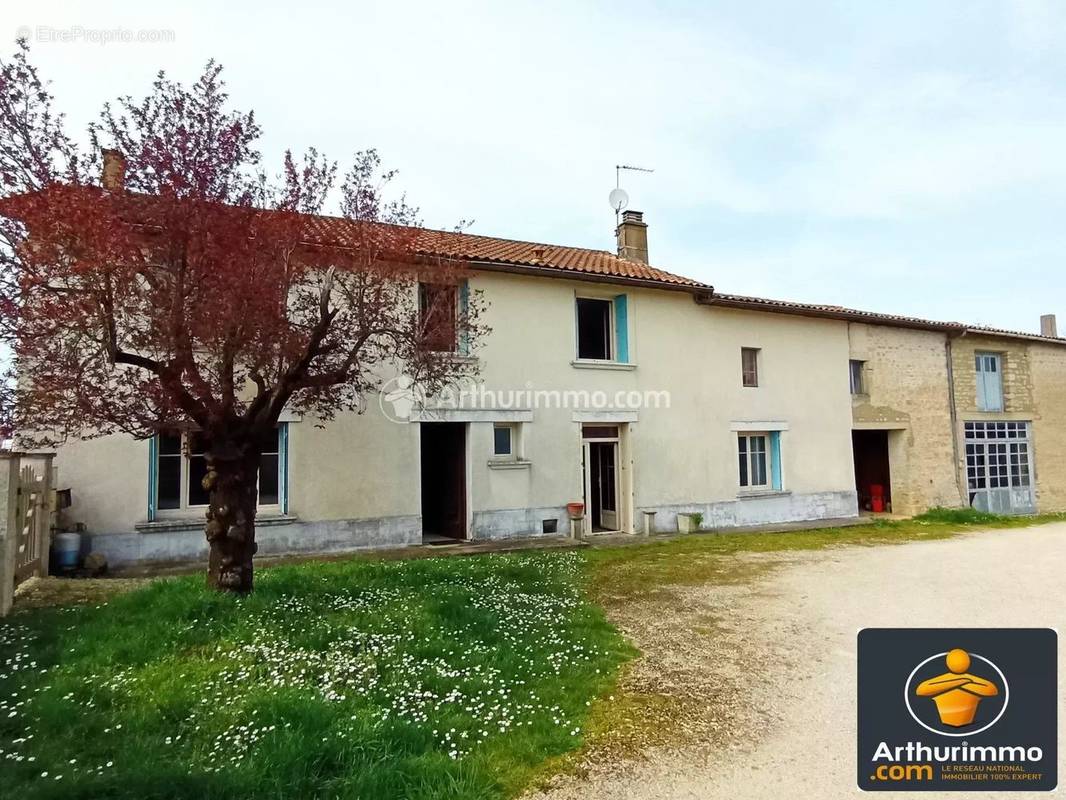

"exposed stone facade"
[1030,343,1066,511]
[950,334,1066,513]
[848,323,962,516]
[949,334,1036,417]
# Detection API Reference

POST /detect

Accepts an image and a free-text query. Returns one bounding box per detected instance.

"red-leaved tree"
[0,41,485,591]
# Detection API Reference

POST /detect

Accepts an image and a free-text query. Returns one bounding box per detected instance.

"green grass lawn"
[585,508,1066,602]
[0,552,632,800]
[1,509,1061,799]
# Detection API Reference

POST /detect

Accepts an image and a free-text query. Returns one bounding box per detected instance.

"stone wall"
[1028,343,1066,511]
[849,324,963,515]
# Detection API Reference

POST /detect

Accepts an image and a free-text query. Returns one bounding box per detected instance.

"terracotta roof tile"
[300,215,708,289]
[710,292,1066,345]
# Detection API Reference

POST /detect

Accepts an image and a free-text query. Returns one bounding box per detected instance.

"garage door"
[964,421,1035,514]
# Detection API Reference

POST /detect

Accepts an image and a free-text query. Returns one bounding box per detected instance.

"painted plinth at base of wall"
[646,490,858,534]
[87,491,858,568]
[471,506,570,540]
[90,514,422,567]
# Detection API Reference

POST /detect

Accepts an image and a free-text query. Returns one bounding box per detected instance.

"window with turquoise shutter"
[147,435,159,521]
[458,280,470,355]
[613,294,629,363]
[769,431,783,490]
[975,352,1004,411]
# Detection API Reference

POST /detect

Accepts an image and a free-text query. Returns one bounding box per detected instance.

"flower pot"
[566,501,585,520]
[676,513,700,533]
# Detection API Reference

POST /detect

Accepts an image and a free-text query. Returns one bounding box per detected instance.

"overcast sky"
[12,0,1066,333]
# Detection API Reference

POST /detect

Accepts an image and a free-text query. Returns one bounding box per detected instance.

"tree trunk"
[204,443,260,593]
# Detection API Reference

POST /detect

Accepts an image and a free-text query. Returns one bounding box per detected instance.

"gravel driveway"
[530,523,1066,800]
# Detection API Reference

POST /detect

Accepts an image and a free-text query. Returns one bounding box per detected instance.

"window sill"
[487,459,532,470]
[428,351,478,364]
[570,359,636,371]
[136,514,298,533]
[736,490,791,500]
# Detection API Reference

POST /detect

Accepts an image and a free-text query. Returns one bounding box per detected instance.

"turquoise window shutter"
[769,431,782,491]
[613,294,629,363]
[458,280,470,355]
[147,435,159,521]
[279,423,290,515]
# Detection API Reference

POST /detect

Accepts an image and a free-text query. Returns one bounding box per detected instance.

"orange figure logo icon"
[915,648,999,727]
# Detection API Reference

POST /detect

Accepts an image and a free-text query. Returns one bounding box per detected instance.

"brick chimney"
[1040,314,1058,338]
[101,149,126,191]
[616,210,648,264]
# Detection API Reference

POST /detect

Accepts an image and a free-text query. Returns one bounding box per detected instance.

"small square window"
[493,424,513,457]
[741,347,759,387]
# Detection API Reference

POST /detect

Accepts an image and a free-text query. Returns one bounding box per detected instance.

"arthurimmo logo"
[905,648,1007,736]
[857,628,1056,792]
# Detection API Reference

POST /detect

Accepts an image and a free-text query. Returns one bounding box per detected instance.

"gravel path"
[530,523,1066,800]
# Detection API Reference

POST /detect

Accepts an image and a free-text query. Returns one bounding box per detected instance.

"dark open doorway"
[852,429,892,512]
[420,422,466,541]
[585,440,619,532]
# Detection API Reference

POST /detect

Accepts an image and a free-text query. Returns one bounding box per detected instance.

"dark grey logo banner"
[857,628,1056,791]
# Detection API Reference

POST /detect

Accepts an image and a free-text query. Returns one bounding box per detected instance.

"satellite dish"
[608,188,629,212]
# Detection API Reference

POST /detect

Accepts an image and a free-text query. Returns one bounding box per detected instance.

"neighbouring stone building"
[703,296,1066,518]
[848,322,962,517]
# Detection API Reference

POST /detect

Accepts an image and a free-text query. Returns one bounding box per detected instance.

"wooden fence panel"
[13,466,44,584]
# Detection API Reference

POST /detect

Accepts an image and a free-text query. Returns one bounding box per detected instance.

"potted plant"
[677,511,703,533]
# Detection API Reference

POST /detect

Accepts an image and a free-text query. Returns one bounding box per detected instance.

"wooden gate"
[13,466,48,586]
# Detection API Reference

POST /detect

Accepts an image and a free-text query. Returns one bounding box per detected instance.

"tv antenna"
[609,164,654,224]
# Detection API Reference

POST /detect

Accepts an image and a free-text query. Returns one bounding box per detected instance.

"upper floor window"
[849,360,866,395]
[575,294,629,363]
[419,283,458,352]
[154,426,284,515]
[975,352,1004,412]
[741,347,760,387]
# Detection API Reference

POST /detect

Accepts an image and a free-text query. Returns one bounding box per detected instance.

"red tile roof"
[299,214,709,290]
[4,185,1060,344]
[708,292,1066,345]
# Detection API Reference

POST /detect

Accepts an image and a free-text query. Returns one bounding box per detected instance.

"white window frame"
[492,422,517,459]
[737,432,770,490]
[975,352,1004,412]
[155,429,282,519]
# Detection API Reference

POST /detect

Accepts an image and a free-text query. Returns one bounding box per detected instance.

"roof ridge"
[713,291,1065,343]
[307,211,622,259]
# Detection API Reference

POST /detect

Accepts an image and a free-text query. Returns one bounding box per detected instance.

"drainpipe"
[945,331,967,506]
